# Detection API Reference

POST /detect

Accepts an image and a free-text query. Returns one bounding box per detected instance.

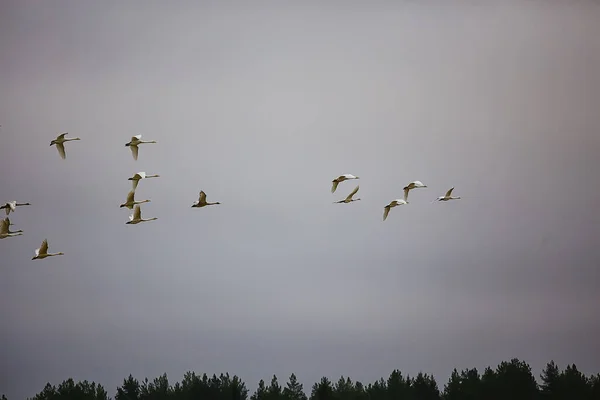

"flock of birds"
[330,173,461,221]
[1,133,461,260]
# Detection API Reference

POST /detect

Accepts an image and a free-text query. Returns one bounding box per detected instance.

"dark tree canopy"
[20,359,600,400]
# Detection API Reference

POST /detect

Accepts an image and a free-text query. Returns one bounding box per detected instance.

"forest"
[6,358,599,400]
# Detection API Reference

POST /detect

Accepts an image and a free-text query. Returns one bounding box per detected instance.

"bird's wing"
[445,187,454,197]
[40,239,48,255]
[134,205,141,220]
[130,145,138,160]
[57,143,66,159]
[199,191,207,203]
[132,179,139,190]
[126,190,135,203]
[383,206,390,221]
[345,185,360,200]
[132,135,141,141]
[0,219,8,234]
[57,133,67,140]
[331,180,339,194]
[403,187,410,202]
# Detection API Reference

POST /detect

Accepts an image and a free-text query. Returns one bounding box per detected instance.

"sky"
[1,0,600,398]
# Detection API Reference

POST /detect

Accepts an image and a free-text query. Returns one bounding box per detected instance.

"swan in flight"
[334,185,361,204]
[383,199,408,221]
[128,172,160,190]
[125,135,157,160]
[433,187,461,202]
[0,201,31,215]
[126,204,157,224]
[192,191,221,208]
[331,174,359,194]
[402,180,427,202]
[120,190,151,209]
[0,217,23,239]
[32,239,64,260]
[50,133,81,159]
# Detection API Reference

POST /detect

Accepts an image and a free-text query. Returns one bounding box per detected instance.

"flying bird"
[331,174,359,194]
[120,190,151,209]
[32,239,64,260]
[192,191,221,208]
[403,180,427,202]
[333,185,361,204]
[125,135,157,160]
[128,172,160,190]
[50,133,81,159]
[433,187,461,202]
[0,201,31,215]
[382,199,408,221]
[126,204,157,224]
[0,217,23,239]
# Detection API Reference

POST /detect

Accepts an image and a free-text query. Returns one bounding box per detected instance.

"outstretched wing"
[383,206,390,221]
[199,191,207,204]
[0,218,8,234]
[345,185,360,200]
[331,180,339,194]
[126,190,135,203]
[403,187,410,202]
[132,135,141,141]
[445,187,454,197]
[130,145,139,160]
[56,143,66,159]
[57,133,67,140]
[40,239,49,255]
[134,205,142,220]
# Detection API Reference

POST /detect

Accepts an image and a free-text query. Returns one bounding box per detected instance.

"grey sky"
[1,0,599,398]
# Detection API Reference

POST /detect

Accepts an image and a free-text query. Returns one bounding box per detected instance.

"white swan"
[0,217,23,239]
[120,190,151,209]
[433,187,461,202]
[125,135,157,160]
[334,185,361,204]
[50,133,81,159]
[331,174,359,193]
[403,180,427,202]
[126,204,157,224]
[0,201,31,215]
[192,191,221,208]
[383,199,408,221]
[32,239,64,260]
[128,172,160,190]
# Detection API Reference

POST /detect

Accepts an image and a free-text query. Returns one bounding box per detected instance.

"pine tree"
[283,374,307,400]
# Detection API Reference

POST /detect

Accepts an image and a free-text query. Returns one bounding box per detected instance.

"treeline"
[14,358,600,400]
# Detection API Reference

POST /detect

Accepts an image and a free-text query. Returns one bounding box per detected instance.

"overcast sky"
[1,0,599,398]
